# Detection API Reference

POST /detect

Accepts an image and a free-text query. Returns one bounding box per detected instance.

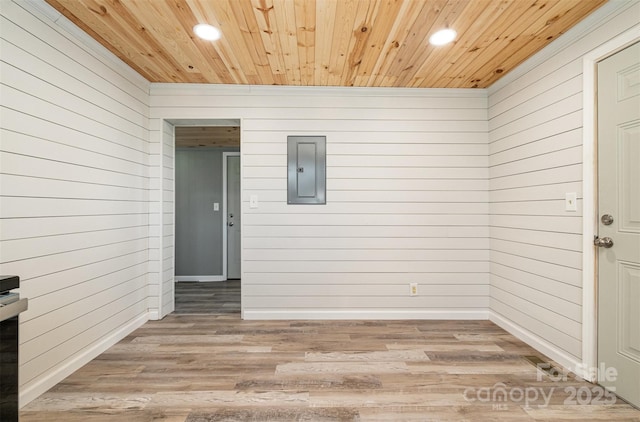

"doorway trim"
[222,151,240,280]
[581,26,640,382]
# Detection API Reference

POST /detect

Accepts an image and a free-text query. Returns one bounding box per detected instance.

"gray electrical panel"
[287,136,326,204]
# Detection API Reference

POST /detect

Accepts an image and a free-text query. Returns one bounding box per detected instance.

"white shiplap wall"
[150,85,490,319]
[147,119,175,318]
[161,122,175,317]
[0,0,150,405]
[487,0,640,369]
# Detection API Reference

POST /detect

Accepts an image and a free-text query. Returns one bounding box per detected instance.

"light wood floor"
[174,281,240,314]
[21,284,640,421]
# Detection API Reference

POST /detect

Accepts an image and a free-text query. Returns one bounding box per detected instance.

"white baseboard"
[243,309,489,320]
[489,311,584,379]
[175,275,225,282]
[20,312,149,407]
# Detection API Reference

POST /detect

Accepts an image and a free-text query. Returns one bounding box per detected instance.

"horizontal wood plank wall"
[487,1,640,366]
[150,85,489,319]
[147,119,174,318]
[161,121,175,316]
[0,0,150,405]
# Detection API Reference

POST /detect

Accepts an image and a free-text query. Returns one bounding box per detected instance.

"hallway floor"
[174,280,240,314]
[20,314,640,421]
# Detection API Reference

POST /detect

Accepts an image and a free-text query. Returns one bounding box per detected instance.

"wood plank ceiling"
[175,126,240,147]
[45,0,606,89]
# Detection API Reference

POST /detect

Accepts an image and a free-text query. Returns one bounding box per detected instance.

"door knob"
[594,236,614,248]
[228,222,234,227]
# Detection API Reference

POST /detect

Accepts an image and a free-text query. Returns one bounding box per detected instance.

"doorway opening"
[171,119,241,314]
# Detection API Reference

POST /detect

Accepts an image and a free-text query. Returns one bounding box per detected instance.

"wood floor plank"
[185,407,360,422]
[525,405,640,420]
[304,350,430,362]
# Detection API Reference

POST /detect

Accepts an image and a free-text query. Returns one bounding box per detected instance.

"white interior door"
[596,41,640,408]
[226,154,241,279]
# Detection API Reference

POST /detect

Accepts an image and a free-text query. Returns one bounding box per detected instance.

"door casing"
[581,26,640,383]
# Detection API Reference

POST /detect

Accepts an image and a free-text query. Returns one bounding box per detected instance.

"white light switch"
[249,195,258,209]
[213,202,219,211]
[565,192,577,212]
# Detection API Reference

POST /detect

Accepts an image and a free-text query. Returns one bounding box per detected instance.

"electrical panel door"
[287,136,326,204]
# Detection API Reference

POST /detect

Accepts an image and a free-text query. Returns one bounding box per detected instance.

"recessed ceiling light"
[193,24,221,41]
[429,28,457,46]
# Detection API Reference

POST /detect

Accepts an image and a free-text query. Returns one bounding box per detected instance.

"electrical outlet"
[410,283,418,296]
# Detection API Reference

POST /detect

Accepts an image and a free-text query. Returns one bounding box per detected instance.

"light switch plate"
[565,192,577,212]
[249,195,258,209]
[213,202,219,211]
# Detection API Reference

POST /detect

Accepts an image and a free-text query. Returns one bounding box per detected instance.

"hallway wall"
[175,147,240,278]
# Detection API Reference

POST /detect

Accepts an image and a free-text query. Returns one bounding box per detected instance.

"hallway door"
[226,154,241,279]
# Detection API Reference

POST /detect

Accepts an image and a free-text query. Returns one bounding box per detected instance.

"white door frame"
[581,25,640,383]
[222,151,240,280]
